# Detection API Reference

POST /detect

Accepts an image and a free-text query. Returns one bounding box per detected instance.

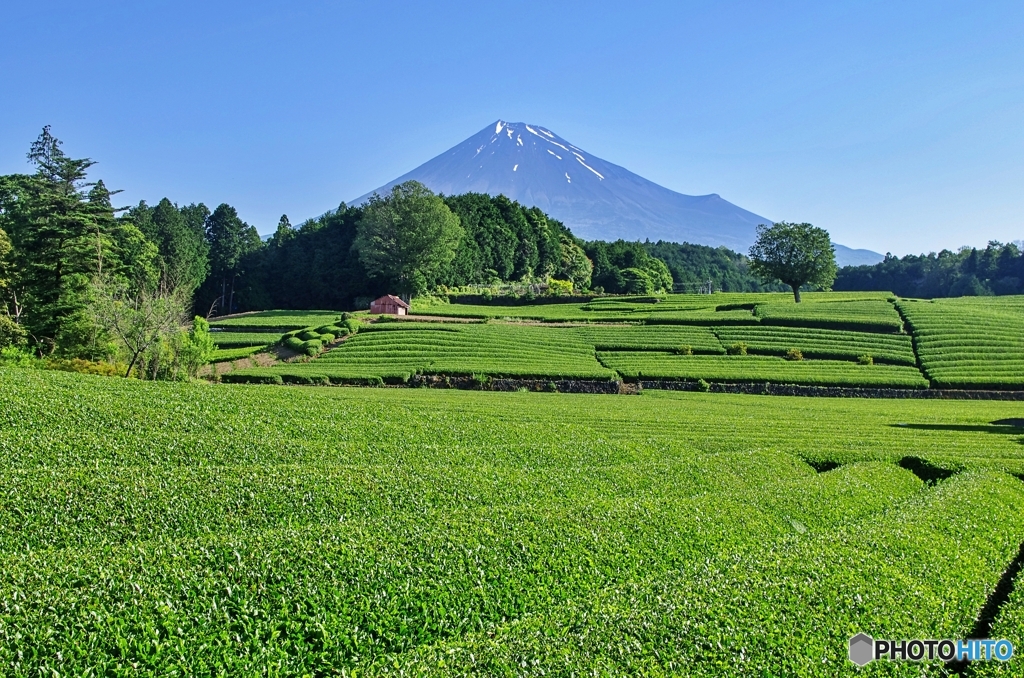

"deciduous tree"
[354,181,463,296]
[748,222,837,302]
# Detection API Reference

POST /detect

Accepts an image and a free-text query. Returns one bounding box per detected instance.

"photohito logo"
[849,633,1014,666]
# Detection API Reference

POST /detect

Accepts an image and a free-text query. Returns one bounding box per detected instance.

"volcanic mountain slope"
[354,121,881,265]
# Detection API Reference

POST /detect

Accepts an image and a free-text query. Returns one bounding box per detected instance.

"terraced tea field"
[223,293,1024,391]
[600,352,930,387]
[1,368,1023,675]
[899,298,1024,390]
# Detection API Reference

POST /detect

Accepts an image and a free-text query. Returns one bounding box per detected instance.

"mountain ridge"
[353,120,882,267]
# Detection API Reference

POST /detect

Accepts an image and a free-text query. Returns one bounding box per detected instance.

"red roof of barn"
[372,294,410,308]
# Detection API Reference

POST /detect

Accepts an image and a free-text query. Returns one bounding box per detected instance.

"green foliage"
[754,299,903,333]
[176,316,215,378]
[2,369,1024,673]
[558,235,593,290]
[644,240,787,292]
[0,226,12,308]
[898,296,1024,389]
[125,198,210,293]
[0,313,27,349]
[715,325,914,365]
[836,240,1024,298]
[585,240,673,294]
[727,342,748,355]
[0,128,117,348]
[749,222,838,302]
[210,331,278,348]
[858,354,874,366]
[546,277,574,296]
[354,181,463,296]
[196,203,262,315]
[784,347,803,361]
[299,339,323,356]
[620,266,654,294]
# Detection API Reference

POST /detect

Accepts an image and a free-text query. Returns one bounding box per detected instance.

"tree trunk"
[124,352,141,378]
[792,285,801,303]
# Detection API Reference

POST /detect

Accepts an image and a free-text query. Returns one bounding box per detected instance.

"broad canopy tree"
[354,181,463,297]
[748,222,837,302]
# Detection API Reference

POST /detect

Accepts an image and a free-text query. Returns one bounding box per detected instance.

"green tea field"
[2,367,1023,675]
[222,293,1024,392]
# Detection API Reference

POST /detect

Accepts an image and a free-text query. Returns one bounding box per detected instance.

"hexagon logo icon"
[849,633,874,666]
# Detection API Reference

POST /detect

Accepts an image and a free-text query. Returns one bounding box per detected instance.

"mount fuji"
[353,121,882,266]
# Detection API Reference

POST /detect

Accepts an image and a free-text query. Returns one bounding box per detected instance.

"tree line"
[834,241,1024,298]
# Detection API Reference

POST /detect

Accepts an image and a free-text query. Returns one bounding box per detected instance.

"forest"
[833,242,1024,298]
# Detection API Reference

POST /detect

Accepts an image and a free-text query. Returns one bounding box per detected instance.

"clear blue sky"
[2,1,1021,255]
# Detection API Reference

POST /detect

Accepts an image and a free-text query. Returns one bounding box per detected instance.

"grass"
[2,368,1024,675]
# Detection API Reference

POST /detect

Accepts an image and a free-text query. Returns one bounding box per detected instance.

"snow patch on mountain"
[352,119,882,264]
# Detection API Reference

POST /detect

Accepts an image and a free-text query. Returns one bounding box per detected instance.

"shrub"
[472,373,490,388]
[319,332,337,343]
[697,378,711,392]
[284,337,305,352]
[220,373,283,385]
[280,373,331,386]
[298,330,320,341]
[299,340,323,356]
[785,348,804,361]
[0,315,27,349]
[0,346,41,368]
[45,358,123,377]
[342,319,361,334]
[858,355,874,366]
[676,345,693,356]
[547,278,574,296]
[727,342,748,356]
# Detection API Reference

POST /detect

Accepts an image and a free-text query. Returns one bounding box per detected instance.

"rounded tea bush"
[727,342,748,356]
[785,348,804,361]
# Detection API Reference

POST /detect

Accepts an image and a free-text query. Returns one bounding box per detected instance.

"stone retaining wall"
[639,380,1024,400]
[407,374,624,394]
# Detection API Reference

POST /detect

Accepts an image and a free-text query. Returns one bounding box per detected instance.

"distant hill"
[354,120,883,267]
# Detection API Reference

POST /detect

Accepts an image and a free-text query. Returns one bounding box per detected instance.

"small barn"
[369,294,410,315]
